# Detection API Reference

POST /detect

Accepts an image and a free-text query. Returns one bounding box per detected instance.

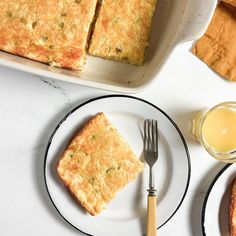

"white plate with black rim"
[44,95,191,236]
[202,164,236,236]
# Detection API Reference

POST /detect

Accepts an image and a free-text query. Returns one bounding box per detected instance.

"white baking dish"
[0,0,217,93]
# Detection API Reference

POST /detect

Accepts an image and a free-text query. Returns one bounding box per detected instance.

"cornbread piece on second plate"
[57,113,144,216]
[0,0,98,70]
[230,178,236,236]
[89,0,157,65]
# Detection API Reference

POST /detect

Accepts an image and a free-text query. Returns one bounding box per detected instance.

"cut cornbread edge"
[88,0,157,65]
[0,0,99,71]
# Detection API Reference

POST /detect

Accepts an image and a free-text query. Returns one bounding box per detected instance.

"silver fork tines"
[144,119,158,196]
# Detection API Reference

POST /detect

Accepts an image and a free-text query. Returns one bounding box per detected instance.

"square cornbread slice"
[0,0,98,70]
[89,0,157,65]
[57,113,144,216]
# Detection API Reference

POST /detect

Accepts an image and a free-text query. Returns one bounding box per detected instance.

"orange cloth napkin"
[193,0,236,81]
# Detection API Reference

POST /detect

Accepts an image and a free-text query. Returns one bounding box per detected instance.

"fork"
[144,119,158,236]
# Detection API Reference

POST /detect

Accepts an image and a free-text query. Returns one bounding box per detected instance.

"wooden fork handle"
[147,195,157,236]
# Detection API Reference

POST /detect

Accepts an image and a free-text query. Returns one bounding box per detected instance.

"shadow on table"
[33,95,95,234]
[172,108,201,145]
[172,107,226,235]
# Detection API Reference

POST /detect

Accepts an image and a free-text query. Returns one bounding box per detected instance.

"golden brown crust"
[0,0,98,70]
[0,0,37,57]
[89,0,157,65]
[230,178,236,236]
[57,112,144,216]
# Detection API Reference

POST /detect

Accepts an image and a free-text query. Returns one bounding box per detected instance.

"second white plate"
[44,95,191,236]
[202,164,236,236]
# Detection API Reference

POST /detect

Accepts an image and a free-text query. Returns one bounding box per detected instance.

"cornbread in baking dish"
[57,112,144,216]
[89,0,157,65]
[0,0,98,70]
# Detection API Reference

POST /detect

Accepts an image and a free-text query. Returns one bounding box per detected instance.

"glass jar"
[192,102,236,163]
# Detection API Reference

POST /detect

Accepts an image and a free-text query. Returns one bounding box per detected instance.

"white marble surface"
[0,41,235,236]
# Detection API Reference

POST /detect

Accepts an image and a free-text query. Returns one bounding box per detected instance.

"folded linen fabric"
[193,0,236,81]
